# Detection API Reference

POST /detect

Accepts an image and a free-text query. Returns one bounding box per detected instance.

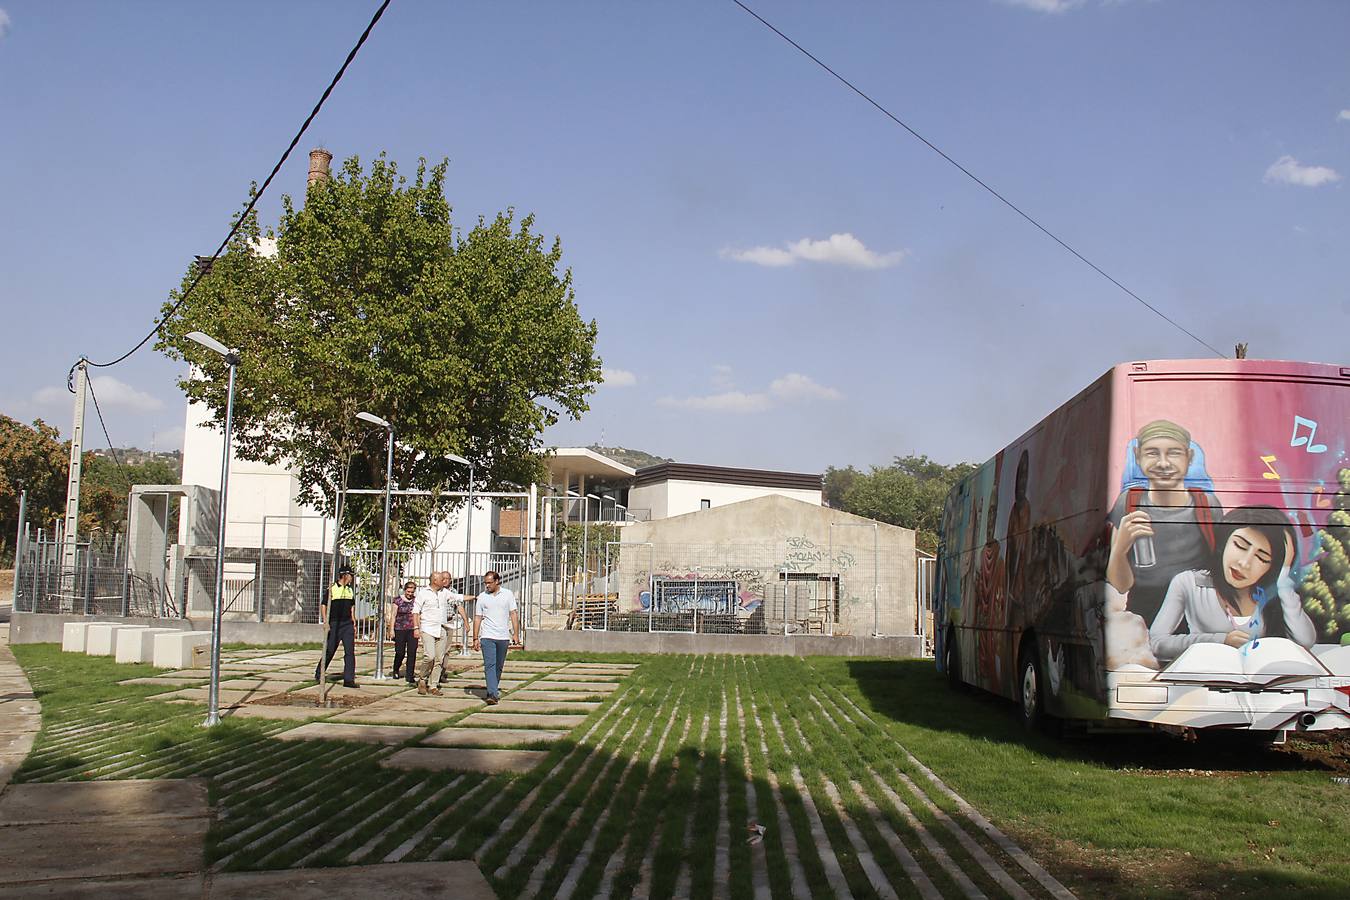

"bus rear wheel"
[1018,644,1046,732]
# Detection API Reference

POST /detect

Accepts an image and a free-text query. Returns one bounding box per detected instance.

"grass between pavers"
[14,643,1346,898]
[814,657,1350,900]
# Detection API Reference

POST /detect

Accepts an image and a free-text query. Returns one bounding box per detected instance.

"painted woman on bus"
[1107,419,1224,629]
[1148,506,1316,663]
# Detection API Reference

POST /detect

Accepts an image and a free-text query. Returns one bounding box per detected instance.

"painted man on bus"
[1106,419,1223,628]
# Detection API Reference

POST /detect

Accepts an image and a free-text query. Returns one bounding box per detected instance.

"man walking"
[472,570,519,705]
[413,572,452,695]
[316,565,358,687]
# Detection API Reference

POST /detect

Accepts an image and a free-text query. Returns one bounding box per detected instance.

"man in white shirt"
[472,569,519,704]
[412,572,452,695]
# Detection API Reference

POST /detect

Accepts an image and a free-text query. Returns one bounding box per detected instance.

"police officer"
[316,565,359,687]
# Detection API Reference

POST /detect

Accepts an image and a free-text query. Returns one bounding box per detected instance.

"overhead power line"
[85,376,130,485]
[731,0,1226,359]
[68,0,393,388]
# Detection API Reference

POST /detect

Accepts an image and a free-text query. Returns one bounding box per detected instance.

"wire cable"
[68,0,393,388]
[85,372,131,486]
[731,0,1226,359]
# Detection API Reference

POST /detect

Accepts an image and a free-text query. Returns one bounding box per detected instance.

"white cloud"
[600,366,636,387]
[1338,110,1350,122]
[661,371,842,414]
[1263,155,1342,188]
[769,373,843,402]
[661,391,773,413]
[0,9,10,40]
[721,233,907,270]
[33,375,164,414]
[997,0,1086,12]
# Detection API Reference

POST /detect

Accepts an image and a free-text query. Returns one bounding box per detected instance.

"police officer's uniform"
[316,567,358,686]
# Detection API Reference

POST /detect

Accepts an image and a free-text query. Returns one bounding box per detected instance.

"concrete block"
[61,621,92,653]
[152,632,211,669]
[381,746,548,774]
[422,727,568,748]
[85,624,145,656]
[115,627,177,664]
[275,723,426,745]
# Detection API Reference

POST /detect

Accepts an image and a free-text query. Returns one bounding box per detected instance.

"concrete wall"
[617,495,917,637]
[10,612,323,647]
[526,627,921,658]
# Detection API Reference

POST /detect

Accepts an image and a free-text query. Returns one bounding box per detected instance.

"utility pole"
[62,362,89,597]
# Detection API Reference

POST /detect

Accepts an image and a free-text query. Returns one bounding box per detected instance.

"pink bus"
[935,359,1350,738]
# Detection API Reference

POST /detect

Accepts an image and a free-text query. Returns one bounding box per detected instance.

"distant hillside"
[588,445,673,470]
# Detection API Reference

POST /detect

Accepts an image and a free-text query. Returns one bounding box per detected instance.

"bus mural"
[936,358,1350,737]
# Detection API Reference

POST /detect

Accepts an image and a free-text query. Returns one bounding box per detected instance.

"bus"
[934,358,1350,738]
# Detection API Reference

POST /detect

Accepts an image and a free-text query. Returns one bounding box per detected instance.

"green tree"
[823,465,861,508]
[1302,468,1350,641]
[836,455,976,552]
[156,154,601,548]
[0,415,69,562]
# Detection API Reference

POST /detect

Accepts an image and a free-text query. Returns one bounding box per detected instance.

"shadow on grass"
[841,658,1347,774]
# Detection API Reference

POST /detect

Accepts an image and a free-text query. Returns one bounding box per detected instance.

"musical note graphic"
[1314,486,1332,509]
[1260,455,1280,480]
[1290,416,1328,453]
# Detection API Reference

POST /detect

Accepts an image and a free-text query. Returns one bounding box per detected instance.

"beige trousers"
[418,631,450,685]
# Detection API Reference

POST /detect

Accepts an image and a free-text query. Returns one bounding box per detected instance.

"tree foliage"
[836,454,975,553]
[0,415,69,560]
[1302,468,1350,640]
[155,154,601,548]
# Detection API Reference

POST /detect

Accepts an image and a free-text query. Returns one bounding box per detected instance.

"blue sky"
[1,0,1346,474]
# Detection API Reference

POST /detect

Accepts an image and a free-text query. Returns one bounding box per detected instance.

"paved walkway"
[0,622,496,898]
[0,620,40,795]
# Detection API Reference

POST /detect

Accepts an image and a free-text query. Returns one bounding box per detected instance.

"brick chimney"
[307,148,333,188]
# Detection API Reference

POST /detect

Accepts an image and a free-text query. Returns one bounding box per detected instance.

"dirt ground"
[0,570,13,599]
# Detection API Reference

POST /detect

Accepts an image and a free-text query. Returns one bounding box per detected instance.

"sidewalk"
[0,625,496,897]
[0,617,41,794]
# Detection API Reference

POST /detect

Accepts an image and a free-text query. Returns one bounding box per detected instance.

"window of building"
[700,499,711,510]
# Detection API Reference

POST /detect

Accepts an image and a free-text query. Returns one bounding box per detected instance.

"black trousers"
[316,619,355,683]
[392,628,418,681]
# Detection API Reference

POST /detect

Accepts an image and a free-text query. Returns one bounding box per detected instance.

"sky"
[1,0,1347,476]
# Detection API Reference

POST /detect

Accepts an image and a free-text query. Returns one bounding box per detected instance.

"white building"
[626,462,822,521]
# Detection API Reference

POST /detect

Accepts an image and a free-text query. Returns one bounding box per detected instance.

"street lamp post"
[356,412,394,681]
[445,452,473,655]
[186,331,239,728]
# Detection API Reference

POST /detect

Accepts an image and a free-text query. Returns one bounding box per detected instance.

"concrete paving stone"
[562,663,638,670]
[458,712,587,728]
[384,696,483,713]
[560,667,636,676]
[218,678,307,691]
[245,671,312,682]
[328,707,455,727]
[0,700,41,716]
[0,875,205,898]
[0,714,42,733]
[0,818,209,885]
[150,688,258,705]
[218,705,337,722]
[510,690,611,702]
[381,746,548,774]
[289,683,411,700]
[529,680,620,691]
[208,861,494,899]
[0,778,209,825]
[487,699,601,713]
[422,727,569,748]
[275,722,426,745]
[160,669,210,678]
[0,733,35,756]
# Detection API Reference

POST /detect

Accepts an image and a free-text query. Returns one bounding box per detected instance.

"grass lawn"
[10,644,1349,899]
